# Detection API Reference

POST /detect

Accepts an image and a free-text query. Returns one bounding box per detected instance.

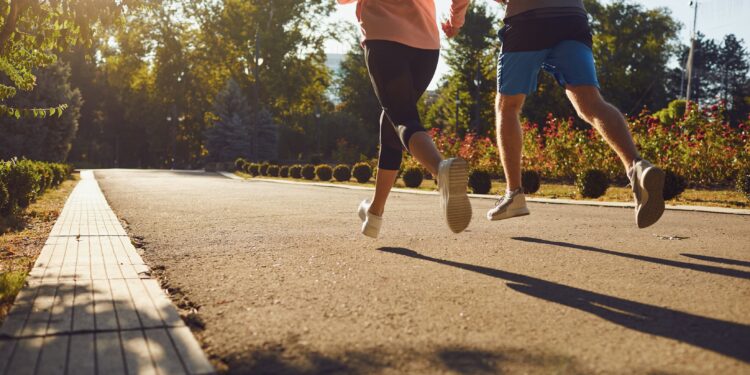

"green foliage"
[259,162,270,176]
[654,100,687,126]
[315,164,333,181]
[584,0,680,114]
[736,169,750,200]
[0,0,130,117]
[0,159,70,216]
[576,169,609,198]
[267,165,280,177]
[279,165,289,178]
[663,170,687,201]
[333,164,351,182]
[301,164,315,180]
[247,163,260,177]
[290,164,303,179]
[402,167,423,188]
[424,3,498,135]
[469,169,492,194]
[352,162,372,183]
[522,170,541,195]
[0,61,82,162]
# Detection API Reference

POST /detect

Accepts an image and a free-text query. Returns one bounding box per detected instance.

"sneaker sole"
[637,166,665,228]
[361,221,379,238]
[442,158,472,233]
[488,206,530,221]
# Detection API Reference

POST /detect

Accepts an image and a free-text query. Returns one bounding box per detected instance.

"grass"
[0,176,79,322]
[234,171,749,209]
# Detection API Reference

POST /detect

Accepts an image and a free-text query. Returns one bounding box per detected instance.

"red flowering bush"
[429,128,501,176]
[417,102,747,188]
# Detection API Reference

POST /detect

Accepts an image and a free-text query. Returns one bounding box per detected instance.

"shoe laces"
[494,188,521,206]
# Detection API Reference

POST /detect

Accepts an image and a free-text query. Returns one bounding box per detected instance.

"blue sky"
[326,0,750,89]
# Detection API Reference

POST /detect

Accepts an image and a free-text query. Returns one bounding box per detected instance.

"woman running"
[338,0,472,238]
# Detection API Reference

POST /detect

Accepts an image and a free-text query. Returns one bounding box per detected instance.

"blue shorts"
[497,40,600,95]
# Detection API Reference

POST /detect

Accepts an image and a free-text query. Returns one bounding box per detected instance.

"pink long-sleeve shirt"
[338,0,470,50]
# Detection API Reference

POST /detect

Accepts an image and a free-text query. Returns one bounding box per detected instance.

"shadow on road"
[223,343,584,375]
[512,237,750,280]
[681,253,750,268]
[378,247,750,364]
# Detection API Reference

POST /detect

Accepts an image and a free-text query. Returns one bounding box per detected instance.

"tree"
[584,0,679,114]
[204,79,255,162]
[424,2,499,135]
[0,0,139,118]
[716,34,749,123]
[0,61,82,161]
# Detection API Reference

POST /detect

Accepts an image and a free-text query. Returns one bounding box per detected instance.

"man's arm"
[337,0,357,4]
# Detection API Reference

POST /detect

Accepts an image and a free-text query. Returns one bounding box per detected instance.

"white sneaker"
[437,158,472,233]
[628,159,665,228]
[358,199,382,238]
[486,188,530,221]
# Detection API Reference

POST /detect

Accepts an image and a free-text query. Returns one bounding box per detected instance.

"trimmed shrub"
[301,164,315,180]
[51,164,67,186]
[352,162,372,183]
[576,169,609,198]
[469,169,492,194]
[8,160,42,209]
[247,163,260,177]
[280,165,290,178]
[736,169,750,200]
[522,170,541,194]
[290,164,303,179]
[259,162,270,176]
[663,170,688,201]
[268,165,280,177]
[234,158,247,172]
[315,164,333,181]
[402,167,423,188]
[333,164,351,182]
[0,160,71,217]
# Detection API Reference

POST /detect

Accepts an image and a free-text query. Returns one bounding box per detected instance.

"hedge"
[1,159,72,217]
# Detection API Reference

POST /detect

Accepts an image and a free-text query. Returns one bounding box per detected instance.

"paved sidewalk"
[0,171,214,375]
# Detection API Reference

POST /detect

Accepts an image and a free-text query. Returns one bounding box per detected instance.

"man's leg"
[565,85,665,228]
[496,93,526,191]
[486,93,532,221]
[565,85,639,169]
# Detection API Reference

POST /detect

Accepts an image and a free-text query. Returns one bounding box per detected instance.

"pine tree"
[204,79,255,162]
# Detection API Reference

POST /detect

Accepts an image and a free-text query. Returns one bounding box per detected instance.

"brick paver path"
[0,171,214,375]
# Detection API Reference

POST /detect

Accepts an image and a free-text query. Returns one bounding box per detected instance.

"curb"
[216,171,750,216]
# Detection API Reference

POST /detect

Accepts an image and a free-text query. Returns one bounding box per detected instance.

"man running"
[488,0,666,228]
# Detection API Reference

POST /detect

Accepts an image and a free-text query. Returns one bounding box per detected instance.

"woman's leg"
[406,49,443,176]
[368,111,400,216]
[364,40,414,216]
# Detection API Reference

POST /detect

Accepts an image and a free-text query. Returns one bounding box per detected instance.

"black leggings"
[364,40,439,170]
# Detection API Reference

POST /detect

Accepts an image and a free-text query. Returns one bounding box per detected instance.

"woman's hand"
[441,20,460,38]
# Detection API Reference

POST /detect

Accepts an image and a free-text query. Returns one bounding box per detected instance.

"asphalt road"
[95,169,750,374]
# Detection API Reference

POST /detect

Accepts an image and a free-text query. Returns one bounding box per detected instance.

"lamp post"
[315,108,322,155]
